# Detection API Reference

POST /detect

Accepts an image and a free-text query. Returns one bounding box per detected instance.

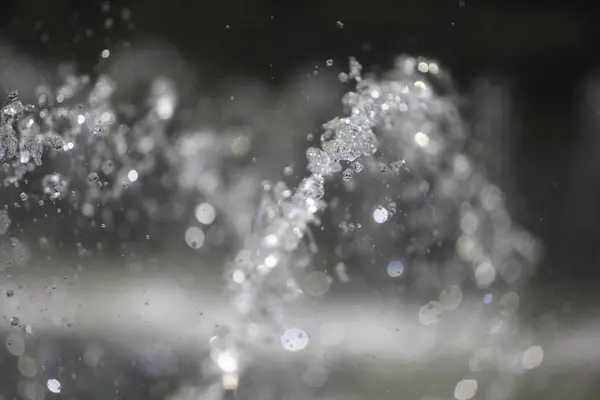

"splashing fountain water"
[203,56,540,397]
[0,51,542,399]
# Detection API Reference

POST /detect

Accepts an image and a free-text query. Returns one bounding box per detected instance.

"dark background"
[1,0,599,281]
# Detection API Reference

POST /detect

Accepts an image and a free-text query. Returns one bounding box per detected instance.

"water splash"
[206,56,540,398]
[0,50,542,399]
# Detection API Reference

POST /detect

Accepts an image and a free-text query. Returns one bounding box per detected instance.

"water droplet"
[232,270,245,284]
[499,292,520,315]
[7,90,19,101]
[42,173,68,200]
[17,355,37,378]
[121,8,131,20]
[522,345,544,370]
[0,210,11,235]
[185,226,205,249]
[127,169,138,182]
[5,332,25,356]
[303,271,331,296]
[454,379,478,400]
[415,132,430,147]
[439,285,463,310]
[351,162,363,173]
[342,168,353,181]
[418,301,443,326]
[474,261,496,288]
[101,49,110,58]
[217,352,238,373]
[386,260,404,278]
[373,206,389,223]
[92,125,104,136]
[281,327,309,352]
[303,366,329,388]
[47,379,61,394]
[501,260,522,283]
[195,203,216,225]
[483,293,493,304]
[283,165,294,176]
[264,254,279,268]
[326,59,334,67]
[19,193,28,202]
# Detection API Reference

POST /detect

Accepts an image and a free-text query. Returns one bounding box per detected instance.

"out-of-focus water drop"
[217,352,238,373]
[483,293,493,304]
[280,327,309,352]
[5,332,25,356]
[499,292,520,315]
[232,270,245,284]
[42,173,68,200]
[303,271,331,296]
[185,226,205,249]
[0,210,11,235]
[47,379,61,394]
[522,345,544,370]
[439,285,463,310]
[373,206,389,223]
[414,131,430,147]
[17,355,37,378]
[474,261,496,288]
[127,169,138,182]
[195,203,216,225]
[386,260,404,278]
[454,379,478,400]
[303,366,329,388]
[419,301,443,326]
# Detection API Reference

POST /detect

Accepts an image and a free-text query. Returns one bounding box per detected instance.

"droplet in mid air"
[217,352,238,373]
[414,131,430,147]
[386,260,404,278]
[42,173,68,200]
[185,226,205,249]
[303,271,331,296]
[373,206,389,223]
[195,202,216,225]
[439,285,463,310]
[281,327,309,352]
[418,301,443,326]
[127,169,138,182]
[47,379,61,394]
[522,345,544,370]
[454,379,478,400]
